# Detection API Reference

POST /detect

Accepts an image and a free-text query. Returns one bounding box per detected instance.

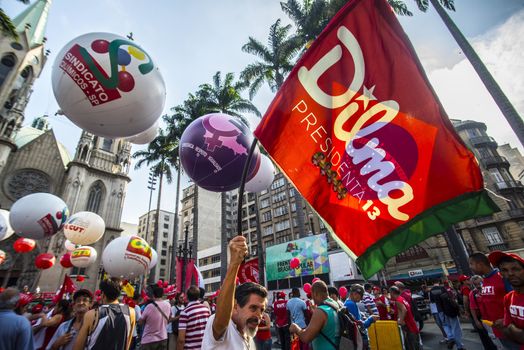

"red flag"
[237,258,259,284]
[52,274,76,303]
[254,0,497,278]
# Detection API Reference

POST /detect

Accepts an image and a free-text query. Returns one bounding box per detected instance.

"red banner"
[175,257,197,293]
[254,0,497,278]
[238,258,259,284]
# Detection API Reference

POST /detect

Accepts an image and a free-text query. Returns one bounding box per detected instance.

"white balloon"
[64,239,76,251]
[149,248,158,269]
[10,193,69,239]
[246,154,276,192]
[102,235,152,278]
[71,246,98,268]
[64,211,105,245]
[0,209,14,241]
[51,32,166,138]
[126,120,159,145]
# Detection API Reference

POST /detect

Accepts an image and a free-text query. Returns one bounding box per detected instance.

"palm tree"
[133,128,177,283]
[197,71,261,280]
[240,19,301,99]
[280,0,330,50]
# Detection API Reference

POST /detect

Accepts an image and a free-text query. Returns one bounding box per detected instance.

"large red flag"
[254,0,498,278]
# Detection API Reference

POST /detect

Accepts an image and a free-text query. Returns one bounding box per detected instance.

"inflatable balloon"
[35,253,55,270]
[303,283,312,294]
[149,248,158,269]
[64,239,76,251]
[10,193,69,239]
[64,211,105,245]
[312,277,321,284]
[126,120,159,145]
[289,257,300,269]
[0,209,14,241]
[102,235,152,278]
[71,246,98,268]
[339,286,348,299]
[51,32,166,138]
[76,275,85,282]
[179,113,261,192]
[13,238,36,253]
[245,154,275,193]
[0,250,5,264]
[60,252,73,268]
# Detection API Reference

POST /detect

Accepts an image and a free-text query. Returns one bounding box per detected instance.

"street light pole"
[145,172,157,242]
[178,222,192,293]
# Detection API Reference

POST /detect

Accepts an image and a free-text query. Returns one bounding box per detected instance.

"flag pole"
[237,138,259,236]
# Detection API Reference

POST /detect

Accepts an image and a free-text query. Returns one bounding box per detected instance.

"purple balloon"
[180,113,260,192]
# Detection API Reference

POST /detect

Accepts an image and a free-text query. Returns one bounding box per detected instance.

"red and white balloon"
[64,211,105,245]
[0,209,14,241]
[70,246,98,268]
[60,252,73,268]
[102,235,152,278]
[35,253,56,270]
[13,238,36,253]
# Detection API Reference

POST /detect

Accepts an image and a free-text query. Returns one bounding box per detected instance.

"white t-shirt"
[201,314,256,350]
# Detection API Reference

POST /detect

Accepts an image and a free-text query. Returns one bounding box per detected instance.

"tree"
[240,19,301,100]
[132,128,177,283]
[280,0,330,49]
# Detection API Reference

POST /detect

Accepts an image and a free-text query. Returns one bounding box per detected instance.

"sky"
[3,0,524,225]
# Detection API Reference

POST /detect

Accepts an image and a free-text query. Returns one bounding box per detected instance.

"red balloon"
[157,279,163,287]
[303,283,312,294]
[289,257,300,269]
[312,277,321,284]
[0,250,5,265]
[35,253,55,269]
[59,252,73,268]
[76,275,85,282]
[163,281,169,288]
[14,238,36,253]
[339,286,348,299]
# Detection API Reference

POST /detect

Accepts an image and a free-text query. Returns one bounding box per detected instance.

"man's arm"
[73,309,95,350]
[212,235,248,341]
[503,324,524,344]
[289,308,327,343]
[137,304,149,326]
[176,329,186,350]
[395,301,407,325]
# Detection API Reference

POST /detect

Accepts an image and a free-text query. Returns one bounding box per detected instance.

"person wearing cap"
[470,252,514,348]
[0,287,34,350]
[372,286,390,320]
[273,291,290,350]
[46,289,93,350]
[489,251,524,347]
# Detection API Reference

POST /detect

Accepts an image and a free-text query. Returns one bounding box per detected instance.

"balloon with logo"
[13,238,36,253]
[64,211,105,245]
[245,154,275,193]
[0,209,14,241]
[126,119,159,145]
[102,235,152,278]
[60,252,73,268]
[0,250,6,264]
[10,193,69,239]
[179,113,261,192]
[35,253,56,270]
[70,246,98,268]
[51,32,166,138]
[149,248,158,270]
[64,239,76,251]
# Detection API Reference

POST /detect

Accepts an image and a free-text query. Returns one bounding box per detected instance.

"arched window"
[0,54,17,88]
[80,145,89,161]
[101,138,113,152]
[86,181,104,213]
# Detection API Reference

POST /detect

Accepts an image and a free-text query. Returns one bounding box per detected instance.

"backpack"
[439,291,459,318]
[319,301,364,350]
[410,298,422,322]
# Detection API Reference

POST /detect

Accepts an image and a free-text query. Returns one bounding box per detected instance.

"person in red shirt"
[373,287,389,320]
[489,251,524,348]
[390,286,421,350]
[469,275,498,350]
[273,292,290,350]
[470,252,513,347]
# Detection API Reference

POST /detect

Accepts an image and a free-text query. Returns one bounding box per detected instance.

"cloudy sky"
[4,0,524,224]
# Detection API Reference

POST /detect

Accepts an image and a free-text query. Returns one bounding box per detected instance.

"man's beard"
[245,318,259,338]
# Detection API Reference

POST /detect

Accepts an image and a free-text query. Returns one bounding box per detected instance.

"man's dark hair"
[73,289,93,302]
[389,286,401,296]
[187,285,201,302]
[292,287,301,297]
[235,282,267,308]
[327,286,339,298]
[148,284,164,299]
[499,256,524,268]
[100,278,122,301]
[469,252,490,266]
[199,287,206,299]
[364,283,373,292]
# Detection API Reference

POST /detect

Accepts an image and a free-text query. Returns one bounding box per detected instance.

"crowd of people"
[0,236,523,350]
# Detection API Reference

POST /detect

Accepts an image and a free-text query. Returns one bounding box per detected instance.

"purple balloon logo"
[180,113,260,192]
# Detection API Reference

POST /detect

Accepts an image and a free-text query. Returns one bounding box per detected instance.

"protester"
[73,278,136,350]
[131,291,142,350]
[286,287,308,349]
[139,284,172,350]
[46,289,93,350]
[176,285,210,350]
[363,283,379,316]
[290,281,340,349]
[389,286,421,350]
[327,286,344,308]
[469,275,498,350]
[344,284,378,349]
[0,288,34,350]
[169,292,185,349]
[273,291,291,350]
[201,235,268,349]
[470,252,516,349]
[489,251,524,347]
[372,286,389,320]
[429,281,449,343]
[35,299,71,350]
[429,279,464,349]
[458,275,473,326]
[254,311,272,350]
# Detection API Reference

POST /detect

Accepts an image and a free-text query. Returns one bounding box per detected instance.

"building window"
[466,128,480,138]
[163,223,169,229]
[260,198,270,208]
[395,245,429,263]
[271,177,285,190]
[262,226,273,236]
[261,211,272,223]
[160,268,166,276]
[160,259,166,265]
[162,241,167,248]
[482,227,504,245]
[489,169,504,183]
[101,138,113,152]
[164,215,170,221]
[274,205,288,217]
[0,54,16,88]
[86,182,104,213]
[271,191,286,203]
[161,250,167,256]
[71,267,86,276]
[211,254,220,264]
[163,231,168,238]
[275,220,290,232]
